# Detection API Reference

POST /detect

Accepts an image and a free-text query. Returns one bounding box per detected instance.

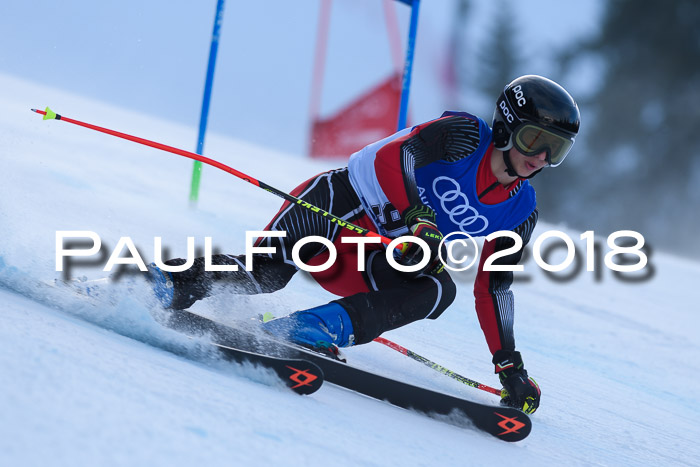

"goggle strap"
[502,149,519,177]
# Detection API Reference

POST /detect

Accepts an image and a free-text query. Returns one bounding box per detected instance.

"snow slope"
[1,73,699,466]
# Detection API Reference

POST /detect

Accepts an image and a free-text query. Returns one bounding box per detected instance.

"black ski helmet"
[492,75,580,174]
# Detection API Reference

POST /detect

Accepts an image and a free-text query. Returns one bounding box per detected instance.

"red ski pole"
[31,107,396,247]
[374,337,502,396]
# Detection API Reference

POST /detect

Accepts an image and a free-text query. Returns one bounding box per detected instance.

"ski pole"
[373,337,502,396]
[31,107,396,247]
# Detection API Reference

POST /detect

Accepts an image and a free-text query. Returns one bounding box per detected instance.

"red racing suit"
[345,112,538,354]
[164,113,537,354]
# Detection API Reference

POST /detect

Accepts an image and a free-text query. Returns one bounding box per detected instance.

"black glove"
[399,204,445,274]
[493,349,541,414]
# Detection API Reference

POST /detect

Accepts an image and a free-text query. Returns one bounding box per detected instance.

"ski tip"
[489,409,532,442]
[283,362,325,395]
[261,312,275,323]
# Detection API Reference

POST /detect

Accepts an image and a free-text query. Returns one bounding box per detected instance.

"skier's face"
[510,147,548,177]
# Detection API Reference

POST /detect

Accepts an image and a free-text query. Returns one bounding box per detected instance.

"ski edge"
[212,341,325,395]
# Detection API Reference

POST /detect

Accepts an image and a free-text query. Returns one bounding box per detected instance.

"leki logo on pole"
[285,366,319,389]
[494,412,527,436]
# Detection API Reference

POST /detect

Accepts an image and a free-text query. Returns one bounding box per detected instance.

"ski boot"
[146,263,174,308]
[262,302,355,361]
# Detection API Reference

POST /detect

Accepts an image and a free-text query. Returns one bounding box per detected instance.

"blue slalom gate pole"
[190,0,226,203]
[396,0,420,131]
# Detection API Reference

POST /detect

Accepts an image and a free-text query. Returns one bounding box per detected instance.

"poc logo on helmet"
[512,85,526,107]
[499,100,514,123]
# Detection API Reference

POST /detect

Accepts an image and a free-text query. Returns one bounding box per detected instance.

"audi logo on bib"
[432,176,489,235]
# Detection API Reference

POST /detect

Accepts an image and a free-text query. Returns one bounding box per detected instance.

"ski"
[209,341,324,396]
[164,309,532,442]
[158,309,323,395]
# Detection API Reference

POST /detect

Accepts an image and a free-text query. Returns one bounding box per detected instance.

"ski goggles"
[511,123,576,167]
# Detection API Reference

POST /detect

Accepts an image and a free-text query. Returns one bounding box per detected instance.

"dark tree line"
[541,0,700,257]
[451,0,700,257]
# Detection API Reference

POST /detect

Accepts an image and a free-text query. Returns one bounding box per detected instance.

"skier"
[151,75,580,414]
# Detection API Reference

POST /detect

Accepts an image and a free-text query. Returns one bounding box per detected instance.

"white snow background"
[1,73,699,466]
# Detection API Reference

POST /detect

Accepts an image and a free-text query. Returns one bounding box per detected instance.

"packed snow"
[1,73,699,466]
